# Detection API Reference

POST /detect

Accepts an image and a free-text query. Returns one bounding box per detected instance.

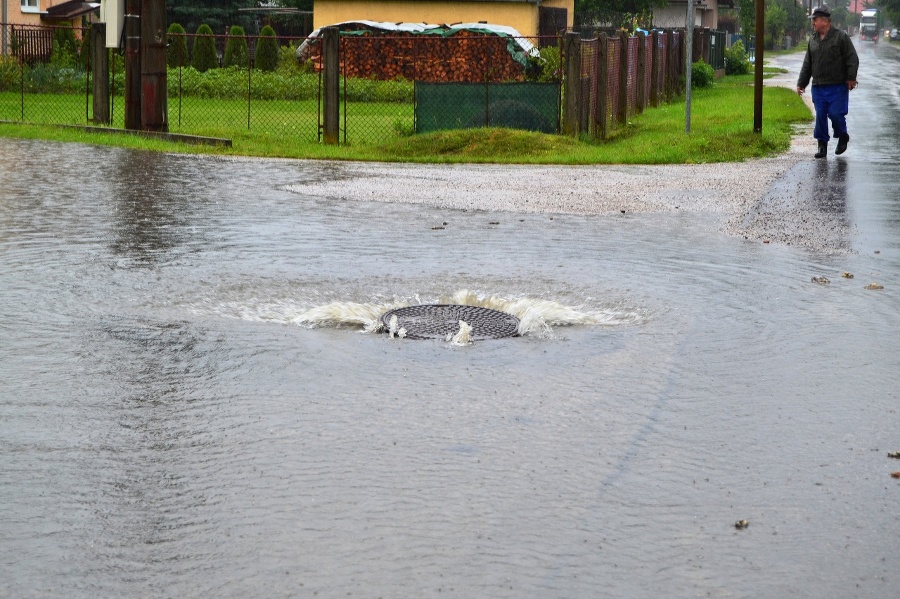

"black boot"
[815,140,827,159]
[836,133,849,155]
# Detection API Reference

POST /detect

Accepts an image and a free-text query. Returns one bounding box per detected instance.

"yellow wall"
[313,0,574,37]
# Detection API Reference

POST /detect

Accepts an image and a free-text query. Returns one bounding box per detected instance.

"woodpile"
[301,30,527,82]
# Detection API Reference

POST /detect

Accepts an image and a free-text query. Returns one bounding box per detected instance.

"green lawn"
[0,74,812,164]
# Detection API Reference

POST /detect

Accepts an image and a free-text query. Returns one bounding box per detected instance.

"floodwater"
[2,47,899,598]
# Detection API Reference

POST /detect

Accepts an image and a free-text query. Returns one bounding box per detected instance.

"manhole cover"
[380,304,520,340]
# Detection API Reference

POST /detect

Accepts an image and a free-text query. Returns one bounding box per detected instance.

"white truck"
[860,8,878,42]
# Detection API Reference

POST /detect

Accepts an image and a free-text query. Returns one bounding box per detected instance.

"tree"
[574,0,658,31]
[166,0,257,35]
[775,0,807,45]
[736,0,756,35]
[223,25,249,68]
[191,24,218,72]
[765,2,787,49]
[166,23,189,68]
[263,0,314,36]
[875,0,900,25]
[255,25,280,72]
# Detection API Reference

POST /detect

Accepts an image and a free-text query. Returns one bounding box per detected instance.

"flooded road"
[2,45,899,598]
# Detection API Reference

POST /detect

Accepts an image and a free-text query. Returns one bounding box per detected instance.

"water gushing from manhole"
[380,304,520,340]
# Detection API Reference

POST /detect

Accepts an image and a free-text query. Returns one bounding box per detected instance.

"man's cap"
[810,6,831,18]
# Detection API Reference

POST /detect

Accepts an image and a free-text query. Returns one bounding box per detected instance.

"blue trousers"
[811,84,849,142]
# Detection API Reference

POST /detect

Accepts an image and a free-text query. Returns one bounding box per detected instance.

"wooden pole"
[562,31,581,136]
[650,31,659,107]
[753,0,765,133]
[685,2,694,133]
[124,0,141,130]
[617,30,628,125]
[140,0,167,131]
[597,33,608,139]
[636,31,646,113]
[92,23,110,124]
[322,27,340,144]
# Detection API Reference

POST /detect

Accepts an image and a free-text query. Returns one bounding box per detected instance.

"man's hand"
[796,86,805,96]
[847,80,858,90]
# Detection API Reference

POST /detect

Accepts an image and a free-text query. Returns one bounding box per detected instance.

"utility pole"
[685,0,694,133]
[753,0,765,133]
[124,0,141,130]
[124,0,168,131]
[141,0,168,131]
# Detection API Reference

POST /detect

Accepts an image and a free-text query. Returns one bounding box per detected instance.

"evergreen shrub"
[724,40,751,76]
[691,59,715,88]
[255,25,280,72]
[167,23,189,68]
[192,24,218,72]
[223,25,249,68]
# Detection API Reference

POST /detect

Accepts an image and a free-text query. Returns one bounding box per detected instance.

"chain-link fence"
[2,22,696,145]
[576,30,684,139]
[312,32,561,143]
[0,24,93,125]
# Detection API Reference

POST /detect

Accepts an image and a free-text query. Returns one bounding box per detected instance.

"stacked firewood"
[301,30,527,82]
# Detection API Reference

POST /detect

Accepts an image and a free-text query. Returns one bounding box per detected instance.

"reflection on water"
[1,138,899,599]
[813,157,848,213]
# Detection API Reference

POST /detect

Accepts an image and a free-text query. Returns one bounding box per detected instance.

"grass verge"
[0,75,811,164]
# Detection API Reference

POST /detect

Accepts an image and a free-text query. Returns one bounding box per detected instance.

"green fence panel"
[415,81,560,134]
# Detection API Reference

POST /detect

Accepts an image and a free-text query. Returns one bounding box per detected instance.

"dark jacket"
[797,27,859,88]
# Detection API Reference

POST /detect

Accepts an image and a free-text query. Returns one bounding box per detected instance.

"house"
[311,0,574,39]
[3,1,99,60]
[652,0,732,30]
[3,1,99,27]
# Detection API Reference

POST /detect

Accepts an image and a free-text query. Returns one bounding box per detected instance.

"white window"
[21,0,41,12]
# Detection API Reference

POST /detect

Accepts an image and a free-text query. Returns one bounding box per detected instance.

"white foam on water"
[446,320,473,345]
[437,289,639,337]
[291,301,406,333]
[283,289,641,338]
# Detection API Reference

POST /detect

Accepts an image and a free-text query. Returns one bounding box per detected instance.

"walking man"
[796,6,859,159]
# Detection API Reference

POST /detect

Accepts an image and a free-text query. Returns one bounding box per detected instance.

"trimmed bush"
[223,25,249,69]
[724,40,751,76]
[167,23,189,68]
[192,24,218,72]
[691,59,715,88]
[255,25,280,72]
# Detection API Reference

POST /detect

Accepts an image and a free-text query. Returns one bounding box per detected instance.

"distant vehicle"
[860,9,879,42]
[891,28,900,41]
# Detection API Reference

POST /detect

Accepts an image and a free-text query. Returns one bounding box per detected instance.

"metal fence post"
[19,58,24,121]
[562,31,580,136]
[247,59,252,130]
[322,26,339,144]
